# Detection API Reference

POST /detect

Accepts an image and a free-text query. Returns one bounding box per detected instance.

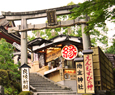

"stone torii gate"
[2,4,91,92]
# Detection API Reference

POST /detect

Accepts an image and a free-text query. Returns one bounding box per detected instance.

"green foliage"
[67,1,75,6]
[27,36,35,41]
[19,91,33,95]
[5,86,20,95]
[0,38,21,95]
[0,69,9,86]
[106,38,115,54]
[71,0,114,35]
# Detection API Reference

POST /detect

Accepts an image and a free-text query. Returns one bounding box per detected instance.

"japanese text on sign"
[62,45,78,60]
[21,68,29,91]
[76,62,85,93]
[47,10,57,26]
[84,54,95,94]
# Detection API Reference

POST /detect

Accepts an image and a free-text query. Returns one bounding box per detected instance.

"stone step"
[30,78,49,81]
[30,80,52,83]
[34,87,65,90]
[30,81,52,83]
[30,73,73,93]
[30,83,60,86]
[30,83,71,90]
[34,90,74,92]
[30,83,59,86]
[31,85,62,89]
[30,78,47,80]
[36,88,69,92]
[30,82,58,85]
[33,91,76,95]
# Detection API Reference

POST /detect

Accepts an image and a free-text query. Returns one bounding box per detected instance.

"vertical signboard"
[84,54,95,94]
[20,63,30,91]
[76,62,85,93]
[47,9,57,26]
[21,68,30,91]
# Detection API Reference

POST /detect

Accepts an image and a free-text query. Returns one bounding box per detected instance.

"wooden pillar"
[81,18,91,50]
[21,18,27,65]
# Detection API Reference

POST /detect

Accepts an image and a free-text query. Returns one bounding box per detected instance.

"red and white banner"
[84,54,95,94]
[61,45,78,60]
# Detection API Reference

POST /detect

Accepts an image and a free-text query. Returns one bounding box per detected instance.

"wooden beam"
[2,4,79,20]
[8,18,88,33]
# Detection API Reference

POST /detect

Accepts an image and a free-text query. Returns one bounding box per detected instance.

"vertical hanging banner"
[76,61,85,93]
[20,63,31,91]
[83,50,95,94]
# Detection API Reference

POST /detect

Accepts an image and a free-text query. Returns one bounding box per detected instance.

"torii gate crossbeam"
[2,4,79,20]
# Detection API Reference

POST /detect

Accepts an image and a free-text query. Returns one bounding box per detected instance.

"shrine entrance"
[2,4,95,94]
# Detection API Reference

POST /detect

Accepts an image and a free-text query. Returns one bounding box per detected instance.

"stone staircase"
[30,73,76,95]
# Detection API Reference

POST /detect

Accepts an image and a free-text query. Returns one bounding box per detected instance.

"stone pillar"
[21,18,27,65]
[81,19,91,50]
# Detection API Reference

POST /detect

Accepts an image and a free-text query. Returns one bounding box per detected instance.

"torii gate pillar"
[81,18,91,50]
[21,18,27,65]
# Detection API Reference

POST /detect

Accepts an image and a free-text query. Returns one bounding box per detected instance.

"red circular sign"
[61,45,78,60]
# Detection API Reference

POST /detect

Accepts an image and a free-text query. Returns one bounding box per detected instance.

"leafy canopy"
[0,38,21,95]
[106,34,115,54]
[71,0,115,30]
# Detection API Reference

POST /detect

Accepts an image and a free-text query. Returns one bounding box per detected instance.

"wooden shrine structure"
[27,35,115,92]
[2,4,114,95]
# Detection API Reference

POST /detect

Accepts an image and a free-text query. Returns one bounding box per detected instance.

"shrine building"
[27,35,115,92]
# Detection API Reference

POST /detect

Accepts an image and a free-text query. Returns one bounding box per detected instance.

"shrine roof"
[0,16,20,44]
[31,35,83,52]
[28,37,52,47]
[49,35,82,43]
